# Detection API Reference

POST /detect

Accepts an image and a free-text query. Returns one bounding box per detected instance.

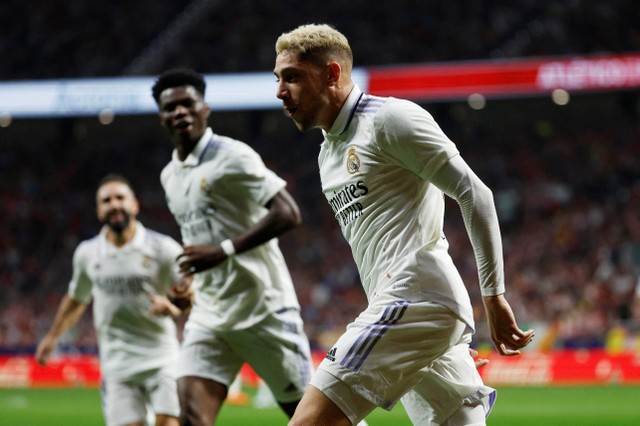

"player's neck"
[106,222,137,248]
[175,133,203,161]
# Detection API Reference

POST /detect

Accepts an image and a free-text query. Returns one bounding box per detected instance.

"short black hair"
[151,68,206,105]
[98,173,134,193]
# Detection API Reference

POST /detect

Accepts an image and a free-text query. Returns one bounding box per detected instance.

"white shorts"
[177,308,313,403]
[100,366,179,426]
[311,299,495,424]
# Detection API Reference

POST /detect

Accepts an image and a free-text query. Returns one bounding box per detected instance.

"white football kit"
[160,128,312,402]
[311,86,501,424]
[68,222,182,425]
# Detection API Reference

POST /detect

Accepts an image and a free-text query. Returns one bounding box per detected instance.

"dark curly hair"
[151,68,206,105]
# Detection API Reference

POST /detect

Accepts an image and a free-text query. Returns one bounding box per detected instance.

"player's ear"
[327,62,341,85]
[202,100,211,119]
[131,197,140,216]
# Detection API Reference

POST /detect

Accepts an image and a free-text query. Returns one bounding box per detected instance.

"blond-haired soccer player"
[274,24,535,426]
[152,68,313,425]
[36,174,188,426]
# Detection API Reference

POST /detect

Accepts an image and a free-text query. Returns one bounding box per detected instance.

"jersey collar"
[171,128,214,167]
[325,85,363,137]
[98,221,146,255]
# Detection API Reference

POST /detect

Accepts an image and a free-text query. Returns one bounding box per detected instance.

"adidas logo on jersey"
[325,347,337,362]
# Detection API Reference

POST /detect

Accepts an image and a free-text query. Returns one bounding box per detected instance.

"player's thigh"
[316,300,465,410]
[306,368,377,425]
[144,367,180,420]
[402,389,487,426]
[100,378,147,426]
[407,338,495,425]
[178,375,227,424]
[177,327,244,386]
[231,309,313,403]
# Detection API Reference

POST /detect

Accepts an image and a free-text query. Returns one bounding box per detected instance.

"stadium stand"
[1,0,639,354]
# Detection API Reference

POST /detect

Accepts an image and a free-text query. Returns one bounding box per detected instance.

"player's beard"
[103,210,131,235]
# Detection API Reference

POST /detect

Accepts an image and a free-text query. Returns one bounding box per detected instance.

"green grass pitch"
[1,385,639,425]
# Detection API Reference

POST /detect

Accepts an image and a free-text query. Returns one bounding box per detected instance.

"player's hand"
[168,277,194,312]
[482,294,535,356]
[469,348,489,369]
[35,335,57,366]
[148,293,182,318]
[177,244,226,275]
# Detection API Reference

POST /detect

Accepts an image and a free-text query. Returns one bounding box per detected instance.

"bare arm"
[35,295,88,365]
[178,188,301,275]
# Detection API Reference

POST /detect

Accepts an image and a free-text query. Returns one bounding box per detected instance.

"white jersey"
[160,128,300,331]
[319,86,475,329]
[68,222,182,380]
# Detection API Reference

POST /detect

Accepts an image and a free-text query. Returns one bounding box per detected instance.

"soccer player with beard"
[151,68,313,426]
[36,174,190,426]
[274,24,535,426]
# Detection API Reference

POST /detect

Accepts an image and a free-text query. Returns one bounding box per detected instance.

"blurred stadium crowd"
[1,0,639,354]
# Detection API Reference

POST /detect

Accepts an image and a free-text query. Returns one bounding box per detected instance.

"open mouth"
[284,106,298,117]
[175,121,192,130]
[108,210,126,221]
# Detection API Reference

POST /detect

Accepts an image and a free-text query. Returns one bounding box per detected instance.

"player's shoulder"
[216,132,257,153]
[142,228,182,254]
[357,94,423,121]
[374,96,433,131]
[142,226,177,245]
[73,235,100,262]
[381,96,423,115]
[355,93,388,117]
[78,234,100,250]
[200,132,259,163]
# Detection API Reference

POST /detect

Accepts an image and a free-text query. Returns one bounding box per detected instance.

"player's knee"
[179,410,213,426]
[155,414,179,426]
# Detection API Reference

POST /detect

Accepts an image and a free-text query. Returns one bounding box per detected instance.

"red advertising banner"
[0,355,101,388]
[479,350,640,386]
[1,350,639,388]
[368,53,640,101]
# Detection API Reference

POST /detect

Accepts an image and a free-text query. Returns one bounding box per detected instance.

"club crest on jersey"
[346,147,360,174]
[200,177,210,194]
[142,254,152,269]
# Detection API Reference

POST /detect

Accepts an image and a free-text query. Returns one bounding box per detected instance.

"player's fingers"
[178,260,196,275]
[36,349,49,366]
[507,329,535,349]
[167,304,182,318]
[498,343,521,356]
[176,247,194,261]
[475,358,489,369]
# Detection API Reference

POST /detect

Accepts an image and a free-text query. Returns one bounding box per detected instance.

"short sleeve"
[221,143,286,207]
[67,242,93,304]
[159,235,184,288]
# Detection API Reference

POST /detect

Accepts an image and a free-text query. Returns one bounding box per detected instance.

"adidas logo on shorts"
[325,347,337,362]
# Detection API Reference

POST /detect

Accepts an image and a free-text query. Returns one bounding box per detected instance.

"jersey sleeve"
[222,143,287,207]
[158,235,184,291]
[430,155,506,296]
[376,99,459,181]
[67,242,93,304]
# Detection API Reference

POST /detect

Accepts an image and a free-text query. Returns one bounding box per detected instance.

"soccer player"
[151,68,314,426]
[35,174,188,426]
[274,24,535,426]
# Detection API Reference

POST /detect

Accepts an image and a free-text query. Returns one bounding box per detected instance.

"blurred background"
[1,0,639,388]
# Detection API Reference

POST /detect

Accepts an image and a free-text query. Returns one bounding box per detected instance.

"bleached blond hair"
[275,24,353,73]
